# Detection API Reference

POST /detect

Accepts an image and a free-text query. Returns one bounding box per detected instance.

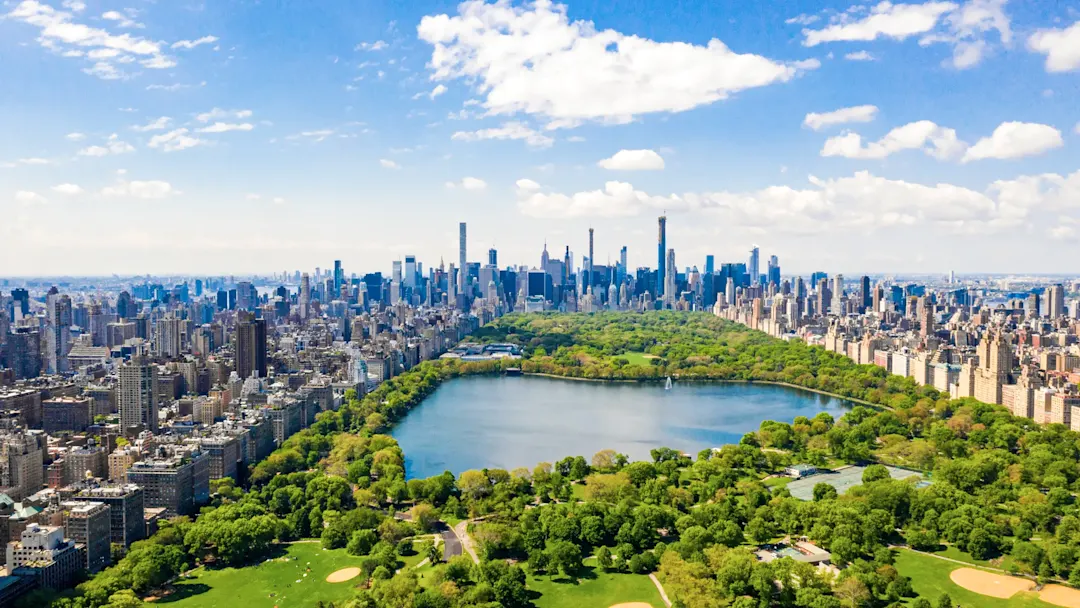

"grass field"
[527,564,662,608]
[156,542,366,607]
[617,352,661,366]
[931,544,1023,573]
[895,549,1054,607]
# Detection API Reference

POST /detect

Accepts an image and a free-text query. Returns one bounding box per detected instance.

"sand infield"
[1039,584,1080,608]
[325,567,361,583]
[949,568,1034,598]
[608,604,655,608]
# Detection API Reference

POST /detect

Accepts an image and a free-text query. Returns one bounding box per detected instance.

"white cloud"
[804,105,878,131]
[196,122,254,133]
[429,84,448,99]
[804,1,1009,69]
[245,193,262,201]
[101,10,142,29]
[146,82,203,92]
[148,128,207,152]
[446,177,488,191]
[512,169,1066,238]
[419,0,808,128]
[962,122,1063,161]
[844,50,876,61]
[65,132,86,141]
[823,119,1064,162]
[285,129,336,142]
[101,178,177,198]
[61,0,85,12]
[15,191,47,206]
[16,157,52,165]
[1051,226,1076,240]
[786,14,821,26]
[1028,21,1080,73]
[597,149,666,171]
[567,136,586,143]
[272,197,286,205]
[171,35,219,50]
[7,0,176,79]
[131,116,171,132]
[196,108,253,122]
[51,183,83,194]
[379,159,401,169]
[451,122,554,147]
[77,134,135,157]
[803,2,958,46]
[821,120,966,160]
[356,40,388,51]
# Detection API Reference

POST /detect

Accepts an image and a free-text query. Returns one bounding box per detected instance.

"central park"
[30,312,1080,608]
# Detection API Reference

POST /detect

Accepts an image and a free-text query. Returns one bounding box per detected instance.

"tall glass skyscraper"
[657,216,666,297]
[749,246,760,286]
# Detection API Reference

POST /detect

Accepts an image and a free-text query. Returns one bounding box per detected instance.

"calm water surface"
[393,376,854,478]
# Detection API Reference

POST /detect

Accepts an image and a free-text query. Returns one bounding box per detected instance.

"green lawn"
[527,564,662,608]
[931,544,1022,573]
[764,476,793,488]
[895,549,1053,607]
[617,352,661,366]
[156,542,365,607]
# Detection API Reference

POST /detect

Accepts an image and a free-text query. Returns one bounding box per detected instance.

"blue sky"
[1,0,1078,276]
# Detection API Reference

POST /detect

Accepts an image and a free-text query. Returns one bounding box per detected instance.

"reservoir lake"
[392,375,855,479]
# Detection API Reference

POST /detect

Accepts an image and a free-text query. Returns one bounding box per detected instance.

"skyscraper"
[749,246,760,286]
[587,228,594,289]
[458,222,467,295]
[1045,284,1065,319]
[705,255,715,276]
[488,248,497,267]
[235,311,267,381]
[333,260,343,294]
[404,255,416,290]
[860,276,872,312]
[767,255,780,286]
[657,216,667,297]
[119,356,158,434]
[299,273,311,319]
[665,248,676,307]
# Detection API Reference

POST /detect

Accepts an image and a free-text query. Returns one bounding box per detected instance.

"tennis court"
[785,465,924,500]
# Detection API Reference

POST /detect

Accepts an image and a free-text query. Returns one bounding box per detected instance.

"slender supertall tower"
[749,246,760,286]
[587,228,594,289]
[458,222,467,295]
[657,216,667,298]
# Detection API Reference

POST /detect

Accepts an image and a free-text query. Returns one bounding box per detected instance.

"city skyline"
[3,0,1080,275]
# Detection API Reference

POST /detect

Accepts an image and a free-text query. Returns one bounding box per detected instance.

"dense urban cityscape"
[0,212,1077,605]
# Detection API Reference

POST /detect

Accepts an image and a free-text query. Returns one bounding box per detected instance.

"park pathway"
[649,573,672,607]
[453,520,480,564]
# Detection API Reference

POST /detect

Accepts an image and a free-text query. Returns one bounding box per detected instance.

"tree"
[597,546,613,571]
[591,449,618,470]
[862,464,891,484]
[835,577,871,607]
[546,540,582,576]
[410,503,438,532]
[813,483,838,501]
[935,594,953,608]
[427,541,442,565]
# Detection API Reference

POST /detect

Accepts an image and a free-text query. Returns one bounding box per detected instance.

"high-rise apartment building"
[235,311,267,381]
[1048,284,1065,319]
[155,314,184,359]
[75,484,145,546]
[0,430,45,500]
[61,501,110,573]
[657,216,667,298]
[119,356,158,435]
[748,246,760,287]
[458,222,468,296]
[587,228,594,289]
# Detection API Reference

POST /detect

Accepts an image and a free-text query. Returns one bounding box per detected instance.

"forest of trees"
[46,312,1080,608]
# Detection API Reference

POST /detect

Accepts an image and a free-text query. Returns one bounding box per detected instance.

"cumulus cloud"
[148,128,207,152]
[962,122,1063,161]
[171,35,218,50]
[15,191,47,205]
[131,116,171,132]
[804,105,878,131]
[101,10,142,29]
[196,108,253,123]
[65,132,86,141]
[429,84,448,99]
[451,122,554,147]
[803,2,958,46]
[100,178,177,198]
[446,177,488,191]
[196,122,254,133]
[418,0,809,128]
[6,0,177,78]
[15,158,52,165]
[597,149,666,171]
[379,159,401,169]
[51,183,83,195]
[803,1,1010,69]
[77,134,135,157]
[1028,21,1080,72]
[513,169,1080,237]
[356,40,388,51]
[844,50,877,61]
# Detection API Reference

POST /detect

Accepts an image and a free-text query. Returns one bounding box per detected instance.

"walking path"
[649,573,672,607]
[453,520,480,564]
